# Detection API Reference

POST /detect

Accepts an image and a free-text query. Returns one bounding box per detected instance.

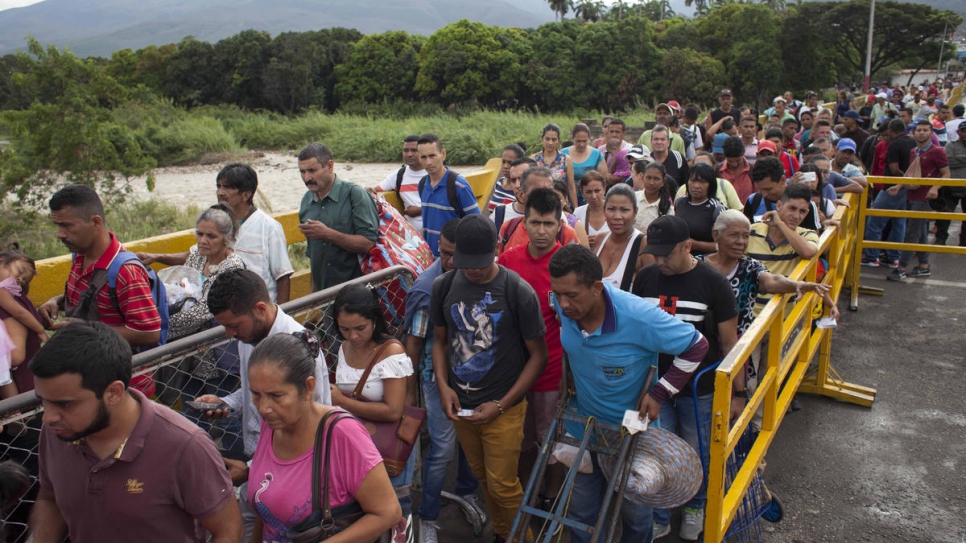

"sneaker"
[909,266,931,277]
[459,493,488,526]
[653,522,671,539]
[679,506,705,541]
[419,520,440,543]
[887,268,907,281]
[860,257,880,267]
[761,492,785,523]
[888,260,900,269]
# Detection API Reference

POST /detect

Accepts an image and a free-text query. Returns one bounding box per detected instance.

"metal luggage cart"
[507,367,658,543]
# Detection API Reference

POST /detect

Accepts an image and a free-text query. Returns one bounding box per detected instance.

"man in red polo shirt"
[38,185,161,394]
[29,321,242,543]
[497,187,566,509]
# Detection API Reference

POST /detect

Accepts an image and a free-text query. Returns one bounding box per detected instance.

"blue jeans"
[390,452,417,518]
[899,200,932,269]
[864,187,907,263]
[568,453,653,543]
[418,377,480,521]
[653,393,713,525]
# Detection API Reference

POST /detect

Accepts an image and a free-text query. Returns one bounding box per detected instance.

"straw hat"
[598,426,703,508]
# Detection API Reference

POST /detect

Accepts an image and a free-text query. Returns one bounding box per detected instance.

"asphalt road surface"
[426,243,966,543]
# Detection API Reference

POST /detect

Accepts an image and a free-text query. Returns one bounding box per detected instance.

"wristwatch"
[733,389,748,399]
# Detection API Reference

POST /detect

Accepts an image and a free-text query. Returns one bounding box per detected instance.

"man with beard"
[29,321,242,543]
[297,142,380,290]
[194,269,331,540]
[137,163,294,303]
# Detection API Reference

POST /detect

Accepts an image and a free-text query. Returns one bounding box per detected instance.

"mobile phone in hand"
[185,400,232,412]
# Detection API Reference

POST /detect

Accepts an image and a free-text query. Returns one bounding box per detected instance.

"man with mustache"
[297,142,380,292]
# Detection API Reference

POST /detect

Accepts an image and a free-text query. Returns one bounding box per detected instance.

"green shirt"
[298,176,379,291]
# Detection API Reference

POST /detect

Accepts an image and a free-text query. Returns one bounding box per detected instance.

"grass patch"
[1,198,201,260]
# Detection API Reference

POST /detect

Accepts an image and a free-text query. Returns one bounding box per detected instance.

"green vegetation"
[2,199,202,261]
[0,0,958,213]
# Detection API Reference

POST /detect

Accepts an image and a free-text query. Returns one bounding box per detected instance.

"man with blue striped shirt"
[418,133,480,256]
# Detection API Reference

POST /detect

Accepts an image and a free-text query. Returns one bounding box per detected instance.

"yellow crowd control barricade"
[702,192,877,542]
[850,175,966,309]
[27,159,500,307]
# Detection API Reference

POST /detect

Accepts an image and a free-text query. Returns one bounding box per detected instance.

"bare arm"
[136,251,189,266]
[29,488,69,543]
[565,156,578,208]
[573,219,590,247]
[689,239,718,254]
[834,180,864,193]
[199,496,244,543]
[471,336,548,425]
[37,295,64,328]
[2,317,29,366]
[325,465,402,543]
[249,517,264,543]
[0,289,46,337]
[275,274,291,304]
[332,377,407,422]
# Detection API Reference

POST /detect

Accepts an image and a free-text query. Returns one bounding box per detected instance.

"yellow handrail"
[27,159,501,306]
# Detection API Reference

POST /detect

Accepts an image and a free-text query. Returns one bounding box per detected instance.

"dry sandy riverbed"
[129,151,480,214]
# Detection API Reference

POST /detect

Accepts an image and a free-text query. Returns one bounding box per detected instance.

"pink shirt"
[248,415,383,542]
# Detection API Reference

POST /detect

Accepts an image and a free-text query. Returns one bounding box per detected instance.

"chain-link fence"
[0,266,415,542]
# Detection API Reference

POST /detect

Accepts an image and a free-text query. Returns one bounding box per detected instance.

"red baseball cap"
[757,140,778,155]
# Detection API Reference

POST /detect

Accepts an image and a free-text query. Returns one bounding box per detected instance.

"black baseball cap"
[643,216,691,257]
[453,215,497,269]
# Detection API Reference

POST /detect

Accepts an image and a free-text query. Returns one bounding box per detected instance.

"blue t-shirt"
[420,168,480,256]
[552,282,699,438]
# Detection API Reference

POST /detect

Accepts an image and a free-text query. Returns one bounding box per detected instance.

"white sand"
[129,152,480,214]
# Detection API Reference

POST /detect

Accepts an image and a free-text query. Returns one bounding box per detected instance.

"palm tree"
[685,0,710,16]
[547,0,573,21]
[575,0,605,22]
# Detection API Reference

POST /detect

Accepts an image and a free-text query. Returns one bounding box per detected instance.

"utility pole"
[936,17,949,77]
[863,0,875,93]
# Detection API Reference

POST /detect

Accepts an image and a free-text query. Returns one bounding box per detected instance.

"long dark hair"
[635,161,672,217]
[332,283,392,344]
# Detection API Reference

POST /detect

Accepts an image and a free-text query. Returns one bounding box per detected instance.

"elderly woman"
[247,332,401,543]
[700,209,839,415]
[594,184,651,291]
[168,204,246,340]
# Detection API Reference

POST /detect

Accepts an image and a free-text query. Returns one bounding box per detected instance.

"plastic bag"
[157,266,203,311]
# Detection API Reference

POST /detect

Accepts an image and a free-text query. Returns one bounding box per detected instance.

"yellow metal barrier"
[28,160,500,307]
[703,191,877,542]
[850,175,966,309]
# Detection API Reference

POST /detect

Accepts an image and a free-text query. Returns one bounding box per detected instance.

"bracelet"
[491,400,505,415]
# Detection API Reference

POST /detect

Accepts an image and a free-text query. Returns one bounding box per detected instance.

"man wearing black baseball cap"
[430,214,548,543]
[632,215,738,541]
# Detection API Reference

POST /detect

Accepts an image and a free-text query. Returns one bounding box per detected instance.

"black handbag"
[286,409,392,543]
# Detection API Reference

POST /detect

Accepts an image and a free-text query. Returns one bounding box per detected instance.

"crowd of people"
[1,79,962,543]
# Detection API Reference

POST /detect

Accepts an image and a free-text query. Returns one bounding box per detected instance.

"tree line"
[0,0,957,116]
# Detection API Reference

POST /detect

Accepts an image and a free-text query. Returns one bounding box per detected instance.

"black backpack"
[393,165,407,197]
[418,169,466,219]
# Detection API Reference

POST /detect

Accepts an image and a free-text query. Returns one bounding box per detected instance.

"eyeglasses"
[439,250,455,261]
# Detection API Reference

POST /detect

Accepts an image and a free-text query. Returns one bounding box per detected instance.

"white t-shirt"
[947,118,963,143]
[335,348,413,402]
[635,192,673,233]
[378,165,426,231]
[489,204,524,228]
[234,208,294,303]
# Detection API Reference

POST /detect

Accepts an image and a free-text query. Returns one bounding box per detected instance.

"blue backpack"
[65,250,170,351]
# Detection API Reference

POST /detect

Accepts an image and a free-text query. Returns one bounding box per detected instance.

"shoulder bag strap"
[619,234,645,291]
[350,339,404,398]
[310,409,343,513]
[321,411,354,521]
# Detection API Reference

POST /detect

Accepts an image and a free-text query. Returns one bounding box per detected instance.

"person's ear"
[102,381,126,407]
[592,281,604,298]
